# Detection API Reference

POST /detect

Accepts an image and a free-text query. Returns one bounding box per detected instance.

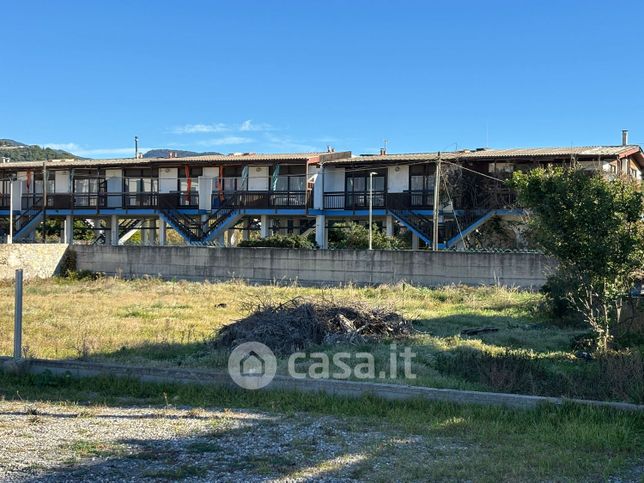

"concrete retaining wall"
[0,244,70,280]
[73,245,554,288]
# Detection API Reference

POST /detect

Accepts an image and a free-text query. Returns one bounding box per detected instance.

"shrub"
[329,222,404,250]
[511,168,644,351]
[435,346,644,403]
[238,233,315,249]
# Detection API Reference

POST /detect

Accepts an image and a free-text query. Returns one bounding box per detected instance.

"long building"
[0,141,642,249]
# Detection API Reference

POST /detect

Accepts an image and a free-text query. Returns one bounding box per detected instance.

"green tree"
[510,168,644,351]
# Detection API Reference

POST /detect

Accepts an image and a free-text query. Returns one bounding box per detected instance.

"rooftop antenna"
[134,136,139,159]
[485,122,489,148]
[380,139,388,156]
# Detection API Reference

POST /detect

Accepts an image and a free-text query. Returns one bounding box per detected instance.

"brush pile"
[213,296,413,356]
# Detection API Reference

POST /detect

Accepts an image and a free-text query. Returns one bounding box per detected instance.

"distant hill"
[0,139,83,162]
[143,149,222,158]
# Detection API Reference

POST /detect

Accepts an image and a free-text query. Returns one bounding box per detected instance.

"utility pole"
[432,152,442,251]
[368,172,377,250]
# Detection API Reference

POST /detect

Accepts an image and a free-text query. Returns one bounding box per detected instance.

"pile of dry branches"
[213,296,412,356]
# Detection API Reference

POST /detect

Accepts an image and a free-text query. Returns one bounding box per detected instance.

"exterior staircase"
[11,197,44,242]
[159,194,240,244]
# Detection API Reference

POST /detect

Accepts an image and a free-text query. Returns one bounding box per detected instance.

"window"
[270,165,306,191]
[34,171,56,194]
[177,166,202,192]
[221,166,244,192]
[409,164,436,192]
[344,168,386,208]
[124,168,159,193]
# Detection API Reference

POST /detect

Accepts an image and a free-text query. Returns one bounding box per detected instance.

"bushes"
[435,346,644,403]
[238,233,315,249]
[329,222,404,250]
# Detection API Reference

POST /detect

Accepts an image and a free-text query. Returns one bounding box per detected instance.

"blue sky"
[1,0,643,158]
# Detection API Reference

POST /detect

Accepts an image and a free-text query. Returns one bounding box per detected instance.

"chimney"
[379,147,387,156]
[622,129,629,146]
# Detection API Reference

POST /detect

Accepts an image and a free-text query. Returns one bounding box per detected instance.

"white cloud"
[171,120,274,135]
[239,120,274,132]
[44,143,82,152]
[171,123,230,134]
[46,143,153,158]
[196,136,254,147]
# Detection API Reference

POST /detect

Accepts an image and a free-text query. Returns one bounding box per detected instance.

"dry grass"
[0,277,544,362]
[4,276,627,400]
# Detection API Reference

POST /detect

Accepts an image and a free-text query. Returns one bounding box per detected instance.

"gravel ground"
[0,400,458,482]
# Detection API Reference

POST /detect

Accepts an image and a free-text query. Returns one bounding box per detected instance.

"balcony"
[323,191,386,210]
[212,191,308,209]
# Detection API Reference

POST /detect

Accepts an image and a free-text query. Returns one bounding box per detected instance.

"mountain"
[0,139,83,162]
[143,149,222,158]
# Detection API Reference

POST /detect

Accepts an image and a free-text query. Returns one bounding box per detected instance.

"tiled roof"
[0,151,350,170]
[322,146,643,165]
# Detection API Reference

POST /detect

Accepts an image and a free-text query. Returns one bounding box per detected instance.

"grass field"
[0,276,641,402]
[0,371,642,482]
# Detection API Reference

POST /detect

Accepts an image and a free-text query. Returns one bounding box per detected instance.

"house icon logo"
[228,342,277,390]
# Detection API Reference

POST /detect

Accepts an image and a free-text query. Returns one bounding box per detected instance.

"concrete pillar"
[64,215,73,244]
[242,218,250,241]
[385,215,394,237]
[158,217,166,246]
[412,233,419,250]
[110,215,118,246]
[226,229,235,247]
[140,220,150,246]
[260,215,270,238]
[315,215,326,249]
[149,218,157,245]
[94,218,104,242]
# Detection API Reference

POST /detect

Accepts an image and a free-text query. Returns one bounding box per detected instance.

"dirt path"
[0,400,461,482]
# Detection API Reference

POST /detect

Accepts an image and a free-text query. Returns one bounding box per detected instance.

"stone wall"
[0,244,70,280]
[73,245,554,288]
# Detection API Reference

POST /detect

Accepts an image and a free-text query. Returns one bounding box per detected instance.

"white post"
[149,218,157,245]
[8,180,13,244]
[64,215,73,244]
[110,215,118,246]
[368,172,375,250]
[14,269,23,361]
[315,214,326,249]
[412,233,419,250]
[158,217,166,246]
[260,215,270,238]
[385,215,394,237]
[242,218,250,241]
[432,153,442,251]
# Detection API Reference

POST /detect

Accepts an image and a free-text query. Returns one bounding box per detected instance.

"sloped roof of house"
[322,145,643,165]
[0,151,351,170]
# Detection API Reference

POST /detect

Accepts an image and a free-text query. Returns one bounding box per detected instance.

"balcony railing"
[323,191,386,210]
[212,191,307,209]
[0,194,10,209]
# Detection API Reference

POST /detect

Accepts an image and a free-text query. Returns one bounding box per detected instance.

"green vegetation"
[0,139,81,161]
[238,233,315,248]
[1,278,641,402]
[329,221,406,249]
[0,371,641,482]
[511,168,644,351]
